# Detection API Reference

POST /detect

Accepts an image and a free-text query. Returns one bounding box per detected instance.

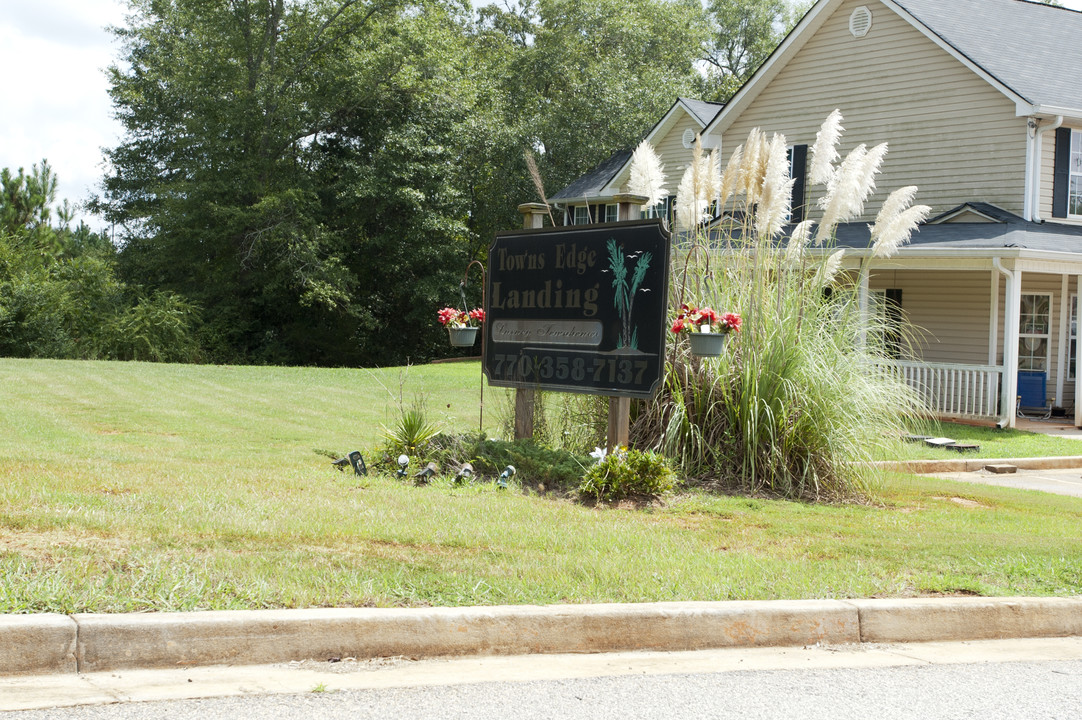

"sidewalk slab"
[0,614,77,675]
[875,455,1082,474]
[850,597,1082,643]
[72,600,859,673]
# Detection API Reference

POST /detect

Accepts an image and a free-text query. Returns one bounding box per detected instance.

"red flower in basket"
[438,306,484,328]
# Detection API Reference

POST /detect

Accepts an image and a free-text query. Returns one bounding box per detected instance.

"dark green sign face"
[484,219,670,398]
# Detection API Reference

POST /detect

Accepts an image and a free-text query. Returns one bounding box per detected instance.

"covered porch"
[851,251,1082,429]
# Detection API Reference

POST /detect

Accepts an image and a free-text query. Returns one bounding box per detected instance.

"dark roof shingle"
[894,0,1082,111]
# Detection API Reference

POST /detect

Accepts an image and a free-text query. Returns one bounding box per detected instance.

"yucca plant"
[630,112,930,500]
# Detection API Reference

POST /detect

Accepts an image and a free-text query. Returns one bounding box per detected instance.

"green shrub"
[579,448,676,502]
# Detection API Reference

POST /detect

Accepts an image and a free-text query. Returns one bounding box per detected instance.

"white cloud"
[0,0,125,220]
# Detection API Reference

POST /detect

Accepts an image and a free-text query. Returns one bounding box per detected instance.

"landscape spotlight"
[497,464,516,489]
[397,455,409,478]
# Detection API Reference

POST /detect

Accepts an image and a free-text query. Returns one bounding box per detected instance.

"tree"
[699,0,805,102]
[467,0,708,240]
[98,0,477,365]
[0,162,199,361]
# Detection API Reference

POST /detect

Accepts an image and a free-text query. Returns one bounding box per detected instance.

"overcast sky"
[3,0,1082,228]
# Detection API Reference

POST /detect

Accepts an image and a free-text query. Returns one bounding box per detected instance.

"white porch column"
[988,269,1000,366]
[1076,275,1082,428]
[1002,266,1022,428]
[1056,274,1070,408]
[857,262,870,347]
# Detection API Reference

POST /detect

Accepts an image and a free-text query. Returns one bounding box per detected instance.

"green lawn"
[885,421,1082,461]
[0,358,1079,613]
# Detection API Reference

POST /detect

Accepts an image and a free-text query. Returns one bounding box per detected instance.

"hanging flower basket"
[438,307,485,348]
[671,305,741,358]
[448,326,479,347]
[687,331,728,357]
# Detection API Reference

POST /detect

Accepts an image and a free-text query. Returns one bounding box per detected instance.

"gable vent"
[682,128,696,149]
[849,6,872,37]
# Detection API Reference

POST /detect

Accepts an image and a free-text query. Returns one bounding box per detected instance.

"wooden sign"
[484,219,670,399]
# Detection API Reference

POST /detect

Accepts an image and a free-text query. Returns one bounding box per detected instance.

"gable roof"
[552,98,724,203]
[707,0,1082,137]
[927,202,1021,225]
[679,98,726,127]
[890,0,1082,116]
[549,149,632,202]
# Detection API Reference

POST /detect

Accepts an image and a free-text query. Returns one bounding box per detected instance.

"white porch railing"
[873,360,1003,420]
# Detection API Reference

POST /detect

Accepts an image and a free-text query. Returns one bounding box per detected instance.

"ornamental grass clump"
[631,112,930,501]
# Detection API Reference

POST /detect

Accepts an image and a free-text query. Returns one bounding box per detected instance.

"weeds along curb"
[873,455,1082,474]
[3,597,1082,676]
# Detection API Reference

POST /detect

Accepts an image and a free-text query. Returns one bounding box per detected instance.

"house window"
[1019,293,1051,372]
[1071,130,1082,217]
[641,195,676,223]
[604,204,619,223]
[573,205,590,225]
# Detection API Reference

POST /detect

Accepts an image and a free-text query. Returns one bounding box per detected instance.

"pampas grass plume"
[815,143,867,244]
[675,164,699,230]
[755,133,795,239]
[870,187,931,258]
[628,140,668,208]
[740,128,765,203]
[718,144,743,211]
[809,109,843,185]
[784,219,816,267]
[815,248,846,287]
[857,142,888,205]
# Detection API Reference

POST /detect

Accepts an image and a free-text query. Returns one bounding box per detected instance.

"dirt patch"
[930,495,989,509]
[0,527,131,564]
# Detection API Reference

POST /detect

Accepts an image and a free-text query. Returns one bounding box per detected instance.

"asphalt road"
[8,658,1082,720]
[6,639,1082,719]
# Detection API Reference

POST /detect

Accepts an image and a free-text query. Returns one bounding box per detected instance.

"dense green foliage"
[0,163,199,361]
[67,0,792,367]
[579,448,677,502]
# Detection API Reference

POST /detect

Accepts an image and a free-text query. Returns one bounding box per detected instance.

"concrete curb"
[71,601,859,673]
[0,614,77,675]
[851,597,1082,643]
[874,455,1082,474]
[3,597,1082,676]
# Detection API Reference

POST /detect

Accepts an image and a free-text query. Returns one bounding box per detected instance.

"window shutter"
[1052,127,1071,219]
[885,289,903,359]
[790,145,808,224]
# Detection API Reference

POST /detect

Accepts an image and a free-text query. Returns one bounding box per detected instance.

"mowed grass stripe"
[0,358,1079,613]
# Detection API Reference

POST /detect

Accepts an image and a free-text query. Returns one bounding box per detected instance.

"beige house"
[550,0,1082,428]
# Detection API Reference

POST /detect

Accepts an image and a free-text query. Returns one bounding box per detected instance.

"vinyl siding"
[609,112,702,194]
[870,270,991,365]
[721,0,1027,221]
[1039,123,1082,225]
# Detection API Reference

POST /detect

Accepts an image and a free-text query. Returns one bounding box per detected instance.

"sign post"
[486,208,669,449]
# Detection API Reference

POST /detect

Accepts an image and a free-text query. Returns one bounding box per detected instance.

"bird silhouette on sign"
[414,462,438,484]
